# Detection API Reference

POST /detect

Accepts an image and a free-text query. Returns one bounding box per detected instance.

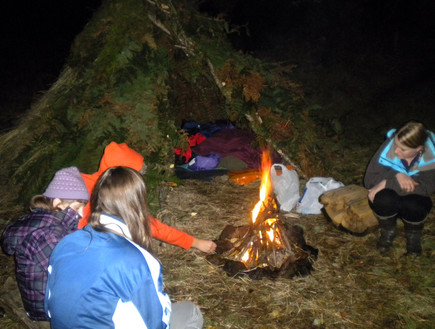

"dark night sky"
[1,0,434,131]
[0,0,102,129]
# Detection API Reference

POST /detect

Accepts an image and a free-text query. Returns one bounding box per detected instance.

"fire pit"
[207,152,318,279]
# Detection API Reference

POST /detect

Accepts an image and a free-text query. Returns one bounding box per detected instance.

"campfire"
[208,152,318,279]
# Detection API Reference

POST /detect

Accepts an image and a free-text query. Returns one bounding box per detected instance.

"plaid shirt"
[1,207,80,320]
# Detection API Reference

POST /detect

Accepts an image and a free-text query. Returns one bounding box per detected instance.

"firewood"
[319,185,378,234]
[210,222,318,279]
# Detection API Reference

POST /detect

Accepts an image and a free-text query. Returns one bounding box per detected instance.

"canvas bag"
[270,164,300,212]
[296,177,344,214]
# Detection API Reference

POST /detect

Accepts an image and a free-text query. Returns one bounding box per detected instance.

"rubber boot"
[376,214,397,255]
[404,222,424,256]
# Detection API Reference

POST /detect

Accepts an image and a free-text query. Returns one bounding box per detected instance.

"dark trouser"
[370,189,432,223]
[370,189,432,255]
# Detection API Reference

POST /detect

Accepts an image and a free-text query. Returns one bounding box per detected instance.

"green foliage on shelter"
[0,0,329,208]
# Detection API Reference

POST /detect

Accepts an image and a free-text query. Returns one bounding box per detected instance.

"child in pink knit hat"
[1,166,89,322]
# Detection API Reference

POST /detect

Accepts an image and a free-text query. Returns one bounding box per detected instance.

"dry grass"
[155,177,435,329]
[1,160,434,329]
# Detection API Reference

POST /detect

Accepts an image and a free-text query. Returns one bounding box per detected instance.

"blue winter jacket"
[364,129,435,196]
[45,214,171,329]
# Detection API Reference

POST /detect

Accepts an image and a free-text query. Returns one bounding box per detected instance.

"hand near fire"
[191,238,216,253]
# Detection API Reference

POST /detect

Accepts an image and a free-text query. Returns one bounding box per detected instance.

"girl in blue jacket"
[45,166,203,329]
[364,121,435,256]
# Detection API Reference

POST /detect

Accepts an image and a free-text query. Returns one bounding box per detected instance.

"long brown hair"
[89,166,153,252]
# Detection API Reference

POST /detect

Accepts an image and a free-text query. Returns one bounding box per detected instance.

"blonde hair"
[396,121,428,149]
[89,166,153,252]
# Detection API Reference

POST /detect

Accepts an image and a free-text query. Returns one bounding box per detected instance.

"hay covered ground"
[1,144,434,329]
[155,175,435,329]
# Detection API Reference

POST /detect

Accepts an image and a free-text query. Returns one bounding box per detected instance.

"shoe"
[404,222,424,256]
[376,214,397,255]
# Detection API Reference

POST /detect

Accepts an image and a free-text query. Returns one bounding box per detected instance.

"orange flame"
[241,245,252,262]
[251,151,273,224]
[266,228,274,242]
[239,150,287,268]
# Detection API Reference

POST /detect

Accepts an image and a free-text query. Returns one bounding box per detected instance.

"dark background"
[200,0,435,137]
[0,0,102,131]
[1,0,434,134]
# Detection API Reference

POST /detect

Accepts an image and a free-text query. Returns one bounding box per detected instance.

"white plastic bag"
[296,177,344,214]
[270,164,300,212]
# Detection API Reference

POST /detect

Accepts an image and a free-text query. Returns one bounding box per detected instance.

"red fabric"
[174,133,206,162]
[192,129,262,168]
[189,133,206,146]
[78,142,194,250]
[174,147,192,163]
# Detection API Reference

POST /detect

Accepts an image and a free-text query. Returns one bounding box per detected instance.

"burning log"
[207,151,318,279]
[208,221,318,279]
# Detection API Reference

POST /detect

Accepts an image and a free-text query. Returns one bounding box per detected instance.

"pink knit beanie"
[43,167,89,201]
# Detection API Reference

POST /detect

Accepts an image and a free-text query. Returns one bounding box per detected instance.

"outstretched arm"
[150,217,216,253]
[191,238,216,253]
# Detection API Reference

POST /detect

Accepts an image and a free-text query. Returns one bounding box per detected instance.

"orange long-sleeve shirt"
[79,142,194,250]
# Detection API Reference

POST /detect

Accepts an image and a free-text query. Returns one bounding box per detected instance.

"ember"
[208,152,318,279]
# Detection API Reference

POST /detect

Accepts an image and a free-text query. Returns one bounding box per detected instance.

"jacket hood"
[98,142,144,174]
[78,143,144,229]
